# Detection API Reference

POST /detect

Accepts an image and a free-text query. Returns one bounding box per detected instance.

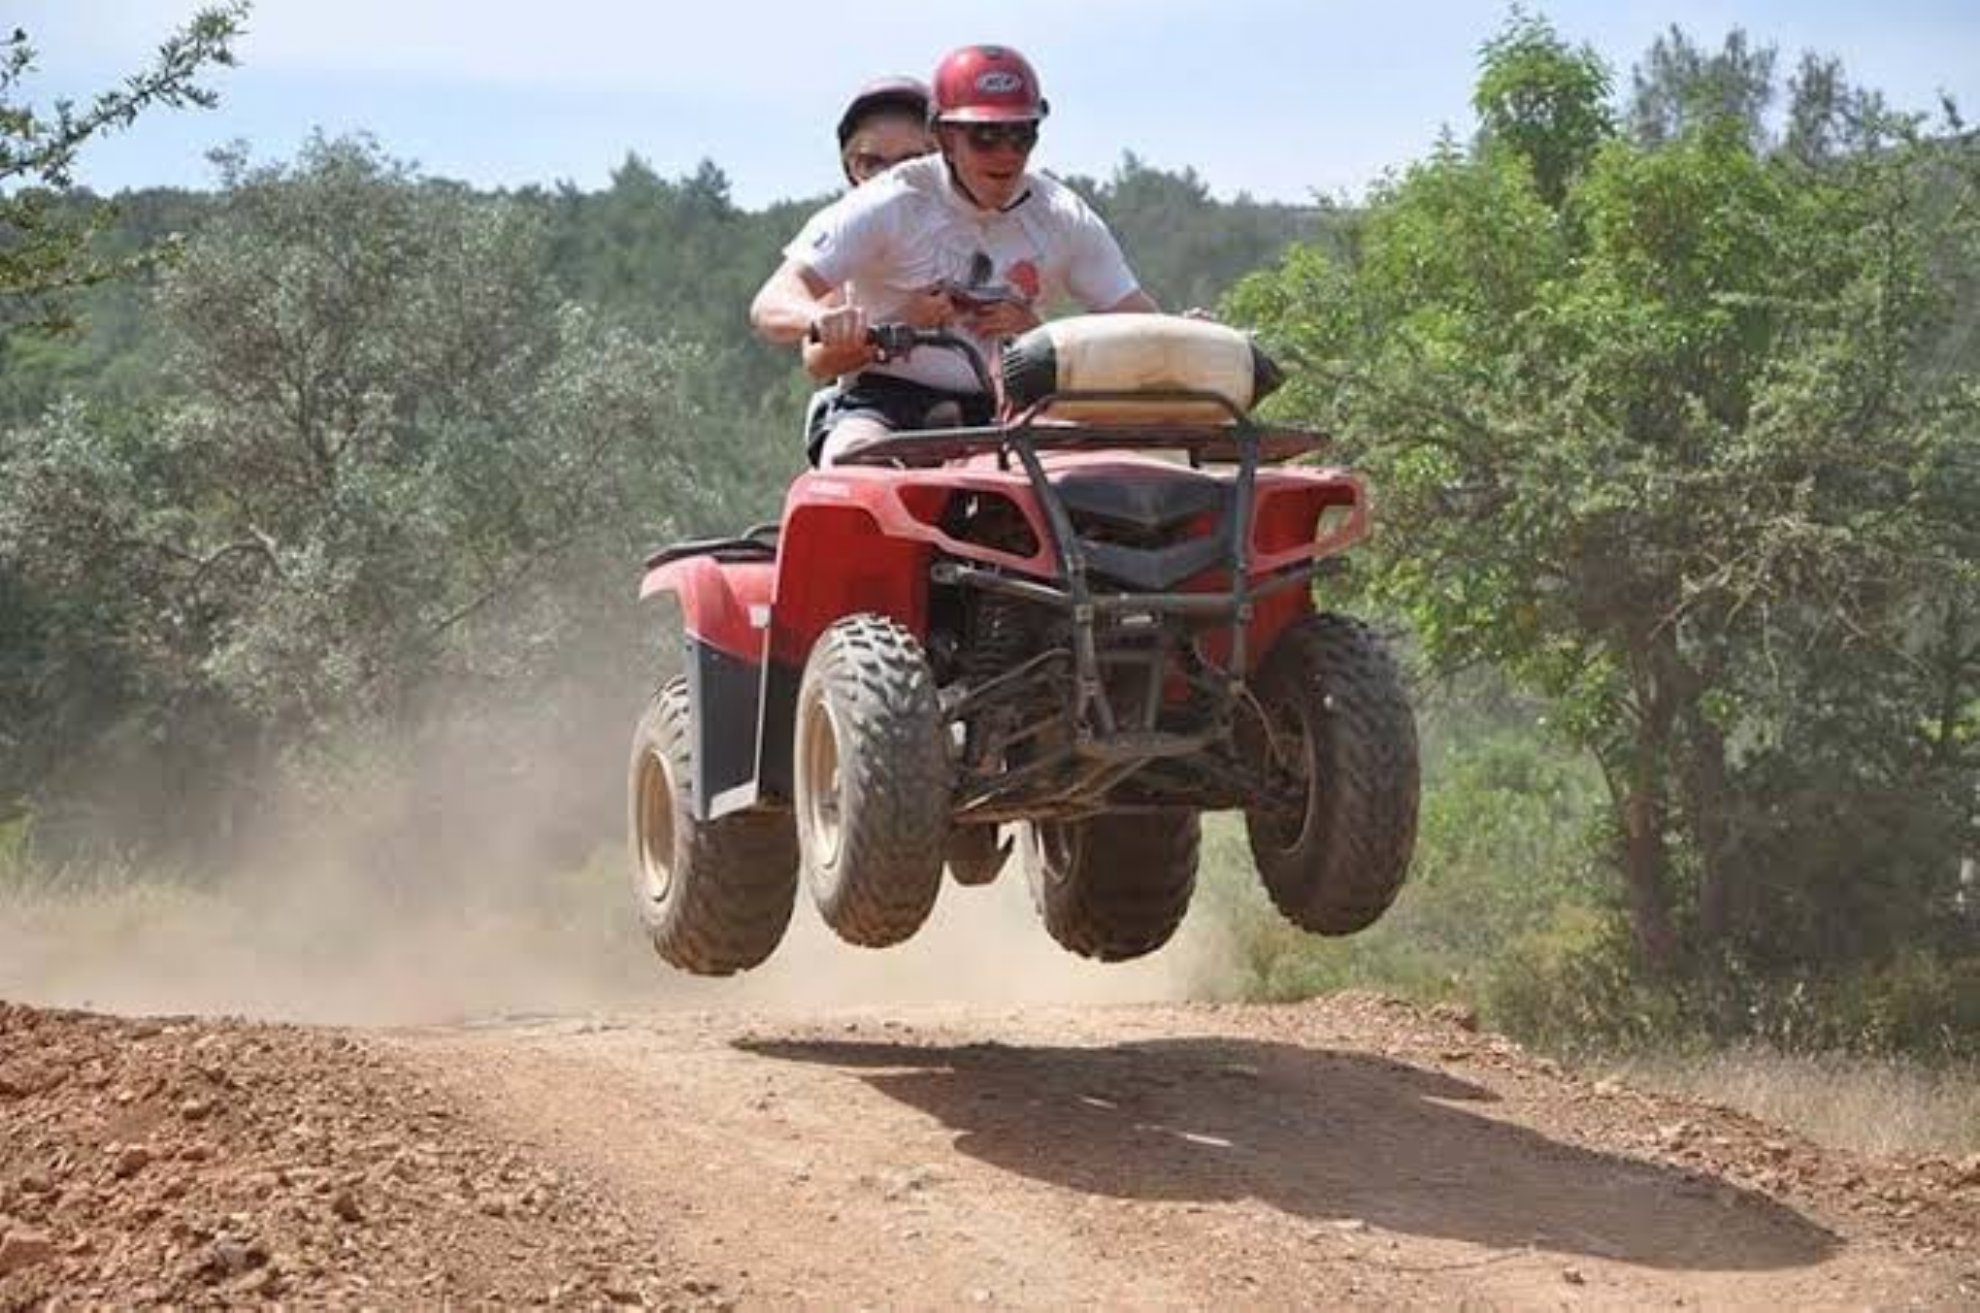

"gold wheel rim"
[635,747,676,905]
[799,693,845,871]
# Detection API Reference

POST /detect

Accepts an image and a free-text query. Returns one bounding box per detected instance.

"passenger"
[836,76,934,188]
[753,44,1161,466]
[801,77,937,437]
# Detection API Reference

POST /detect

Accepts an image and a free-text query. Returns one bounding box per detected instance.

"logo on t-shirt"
[1007,260,1041,300]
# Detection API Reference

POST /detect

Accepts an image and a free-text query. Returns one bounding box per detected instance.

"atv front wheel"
[1243,613,1419,935]
[628,678,799,975]
[1025,811,1200,961]
[794,614,951,946]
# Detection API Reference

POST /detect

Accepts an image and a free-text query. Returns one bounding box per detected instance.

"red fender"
[769,497,931,668]
[639,556,775,663]
[638,556,778,818]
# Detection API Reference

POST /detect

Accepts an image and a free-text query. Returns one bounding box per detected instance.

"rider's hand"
[899,288,958,329]
[808,303,869,350]
[963,298,1041,340]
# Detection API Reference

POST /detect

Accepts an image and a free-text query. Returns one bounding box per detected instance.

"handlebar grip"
[867,323,922,357]
[801,324,985,390]
[803,323,908,348]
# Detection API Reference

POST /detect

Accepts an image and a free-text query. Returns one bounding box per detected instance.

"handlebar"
[805,322,997,398]
[864,322,936,360]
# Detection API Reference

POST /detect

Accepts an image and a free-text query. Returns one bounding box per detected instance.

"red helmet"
[836,76,932,147]
[931,45,1049,124]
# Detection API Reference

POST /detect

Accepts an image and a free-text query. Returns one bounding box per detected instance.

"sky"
[12,0,1980,209]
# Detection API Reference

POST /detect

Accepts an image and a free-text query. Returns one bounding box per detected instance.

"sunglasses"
[848,149,926,177]
[960,121,1040,153]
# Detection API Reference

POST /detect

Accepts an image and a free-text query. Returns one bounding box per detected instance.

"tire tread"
[1245,613,1419,935]
[1028,812,1200,961]
[629,678,798,975]
[800,615,951,947]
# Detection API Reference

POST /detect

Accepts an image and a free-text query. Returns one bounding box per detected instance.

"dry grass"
[1608,1046,1980,1158]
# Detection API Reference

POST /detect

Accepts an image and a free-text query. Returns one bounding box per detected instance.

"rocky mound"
[0,1002,683,1309]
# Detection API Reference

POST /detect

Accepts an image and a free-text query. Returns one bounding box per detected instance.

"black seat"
[643,534,778,570]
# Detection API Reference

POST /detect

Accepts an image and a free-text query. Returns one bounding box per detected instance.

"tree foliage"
[0,137,707,859]
[1473,9,1613,206]
[1061,153,1346,312]
[1233,15,1980,985]
[1629,24,1776,149]
[0,4,245,330]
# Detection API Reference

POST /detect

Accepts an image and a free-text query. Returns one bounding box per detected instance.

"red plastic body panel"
[1243,472,1367,664]
[634,445,1367,814]
[638,556,775,662]
[767,453,1366,672]
[769,495,932,668]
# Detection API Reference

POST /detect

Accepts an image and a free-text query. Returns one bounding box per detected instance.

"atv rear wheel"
[1243,613,1419,935]
[794,614,951,947]
[1025,811,1200,961]
[945,824,1009,887]
[628,678,799,975]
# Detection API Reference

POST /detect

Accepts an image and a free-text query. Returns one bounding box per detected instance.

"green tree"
[1629,24,1776,148]
[532,153,821,513]
[0,4,245,330]
[1782,52,1892,167]
[1472,9,1613,206]
[1065,153,1342,314]
[1,7,244,839]
[1232,19,1980,976]
[0,135,708,861]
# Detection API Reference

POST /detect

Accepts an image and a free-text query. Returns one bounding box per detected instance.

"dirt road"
[4,992,1976,1309]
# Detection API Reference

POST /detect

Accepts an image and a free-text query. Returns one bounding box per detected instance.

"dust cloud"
[0,812,1238,1027]
[0,623,1255,1025]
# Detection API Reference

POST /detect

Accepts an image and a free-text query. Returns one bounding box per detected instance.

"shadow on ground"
[739,1034,1838,1272]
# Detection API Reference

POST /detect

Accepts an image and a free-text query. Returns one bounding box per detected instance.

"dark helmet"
[930,44,1049,124]
[835,76,932,148]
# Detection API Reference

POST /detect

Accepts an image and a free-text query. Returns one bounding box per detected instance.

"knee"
[820,417,890,466]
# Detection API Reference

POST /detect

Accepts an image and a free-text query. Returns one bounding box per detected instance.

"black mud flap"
[755,659,802,804]
[686,636,762,821]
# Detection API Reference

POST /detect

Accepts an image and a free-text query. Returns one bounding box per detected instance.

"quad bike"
[629,314,1419,975]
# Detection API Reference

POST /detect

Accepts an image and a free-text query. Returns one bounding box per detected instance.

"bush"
[1482,933,1980,1061]
[0,813,28,884]
[1203,700,1980,1065]
[1775,952,1980,1060]
[1482,904,1685,1054]
[1200,720,1611,1010]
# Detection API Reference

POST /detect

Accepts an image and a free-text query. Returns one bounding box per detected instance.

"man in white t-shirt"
[750,44,1161,464]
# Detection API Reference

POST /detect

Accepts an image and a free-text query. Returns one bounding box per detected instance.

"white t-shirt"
[783,155,1141,394]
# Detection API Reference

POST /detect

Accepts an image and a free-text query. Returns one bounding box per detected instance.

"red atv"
[629,315,1418,975]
